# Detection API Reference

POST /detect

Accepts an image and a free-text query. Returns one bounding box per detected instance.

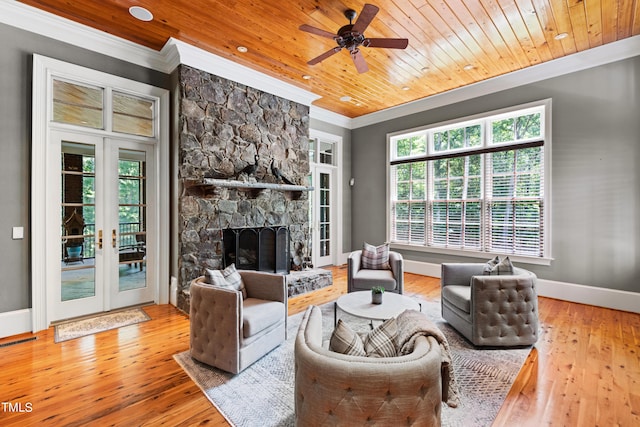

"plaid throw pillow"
[205,263,247,299]
[361,242,391,270]
[330,318,399,358]
[330,319,366,357]
[483,256,514,275]
[363,317,398,358]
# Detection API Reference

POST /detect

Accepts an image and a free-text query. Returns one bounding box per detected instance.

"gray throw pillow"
[483,256,514,275]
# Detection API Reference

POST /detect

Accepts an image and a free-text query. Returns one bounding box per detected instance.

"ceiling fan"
[299,3,409,73]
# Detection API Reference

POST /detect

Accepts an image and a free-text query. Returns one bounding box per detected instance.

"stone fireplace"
[177,64,311,313]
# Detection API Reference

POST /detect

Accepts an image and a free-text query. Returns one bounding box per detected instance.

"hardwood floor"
[1,266,638,426]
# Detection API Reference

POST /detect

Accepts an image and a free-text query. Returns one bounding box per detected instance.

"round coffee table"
[334,291,421,327]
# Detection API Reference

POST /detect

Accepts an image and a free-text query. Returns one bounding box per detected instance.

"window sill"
[389,242,554,266]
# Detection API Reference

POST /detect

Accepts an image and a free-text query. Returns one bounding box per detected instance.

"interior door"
[53,130,154,322]
[311,165,336,267]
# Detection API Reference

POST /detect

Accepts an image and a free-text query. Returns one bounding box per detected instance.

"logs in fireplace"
[223,226,290,274]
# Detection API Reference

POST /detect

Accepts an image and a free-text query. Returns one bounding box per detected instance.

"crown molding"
[309,105,353,128]
[351,34,640,129]
[162,38,320,107]
[0,0,170,72]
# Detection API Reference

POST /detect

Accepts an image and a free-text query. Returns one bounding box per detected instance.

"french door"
[310,165,336,267]
[52,130,155,322]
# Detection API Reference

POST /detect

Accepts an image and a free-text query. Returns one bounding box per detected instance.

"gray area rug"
[54,307,151,343]
[174,299,532,426]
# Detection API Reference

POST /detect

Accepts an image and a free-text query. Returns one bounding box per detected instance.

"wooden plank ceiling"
[18,0,640,118]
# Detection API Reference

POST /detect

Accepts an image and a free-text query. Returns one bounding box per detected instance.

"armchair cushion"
[361,242,391,270]
[441,285,471,313]
[352,268,397,290]
[242,298,286,339]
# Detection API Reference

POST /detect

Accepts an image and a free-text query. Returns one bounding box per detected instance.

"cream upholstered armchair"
[189,270,287,374]
[294,306,445,427]
[441,263,539,347]
[347,248,404,294]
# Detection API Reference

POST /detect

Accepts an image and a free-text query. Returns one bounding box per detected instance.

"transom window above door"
[309,138,336,166]
[52,79,156,137]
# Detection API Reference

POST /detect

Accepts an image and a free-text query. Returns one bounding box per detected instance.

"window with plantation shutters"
[388,101,550,260]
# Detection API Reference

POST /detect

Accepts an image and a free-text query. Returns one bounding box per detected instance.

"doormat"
[54,307,150,343]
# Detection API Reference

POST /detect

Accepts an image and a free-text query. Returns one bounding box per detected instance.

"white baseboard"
[404,260,640,314]
[0,309,32,339]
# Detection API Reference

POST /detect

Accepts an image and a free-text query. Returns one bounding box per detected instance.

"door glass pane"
[319,172,330,257]
[113,92,155,137]
[61,142,96,301]
[53,80,104,129]
[118,149,147,291]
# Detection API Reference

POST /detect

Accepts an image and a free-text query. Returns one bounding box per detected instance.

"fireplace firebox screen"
[223,226,290,274]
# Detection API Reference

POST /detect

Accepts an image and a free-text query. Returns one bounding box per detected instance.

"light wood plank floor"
[1,266,638,426]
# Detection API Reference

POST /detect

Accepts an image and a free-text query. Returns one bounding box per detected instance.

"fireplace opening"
[223,226,290,274]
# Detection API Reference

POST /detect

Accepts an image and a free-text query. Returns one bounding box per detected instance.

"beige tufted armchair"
[294,305,443,426]
[189,271,287,374]
[441,263,539,347]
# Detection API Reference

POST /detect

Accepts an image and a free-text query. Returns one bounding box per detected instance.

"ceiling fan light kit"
[299,3,409,74]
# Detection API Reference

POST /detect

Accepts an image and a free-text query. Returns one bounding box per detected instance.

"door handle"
[112,229,117,248]
[98,230,103,249]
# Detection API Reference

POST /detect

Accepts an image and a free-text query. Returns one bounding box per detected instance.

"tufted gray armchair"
[294,306,443,426]
[189,271,287,374]
[347,250,404,294]
[441,263,539,347]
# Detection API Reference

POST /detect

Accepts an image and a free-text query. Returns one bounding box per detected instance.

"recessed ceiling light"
[463,64,475,71]
[339,96,351,102]
[554,32,568,40]
[302,75,312,80]
[421,66,429,72]
[237,46,248,53]
[402,86,410,91]
[129,6,153,22]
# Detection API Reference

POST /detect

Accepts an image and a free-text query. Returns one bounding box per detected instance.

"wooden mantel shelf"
[183,178,314,192]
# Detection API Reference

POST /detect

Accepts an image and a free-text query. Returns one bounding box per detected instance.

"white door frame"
[310,165,337,267]
[309,129,343,267]
[31,55,170,331]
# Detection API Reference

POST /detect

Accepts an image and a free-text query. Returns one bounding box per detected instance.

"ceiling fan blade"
[365,38,409,49]
[352,4,379,34]
[299,24,336,39]
[307,47,342,65]
[351,50,369,73]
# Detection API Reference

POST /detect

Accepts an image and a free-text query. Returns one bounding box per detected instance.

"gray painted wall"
[0,23,170,314]
[351,56,640,294]
[310,118,352,254]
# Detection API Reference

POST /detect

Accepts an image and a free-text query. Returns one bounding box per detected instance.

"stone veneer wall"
[177,64,310,313]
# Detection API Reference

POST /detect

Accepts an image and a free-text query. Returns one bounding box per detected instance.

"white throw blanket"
[395,309,461,408]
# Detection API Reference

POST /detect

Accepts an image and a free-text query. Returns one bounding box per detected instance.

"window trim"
[386,99,553,266]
